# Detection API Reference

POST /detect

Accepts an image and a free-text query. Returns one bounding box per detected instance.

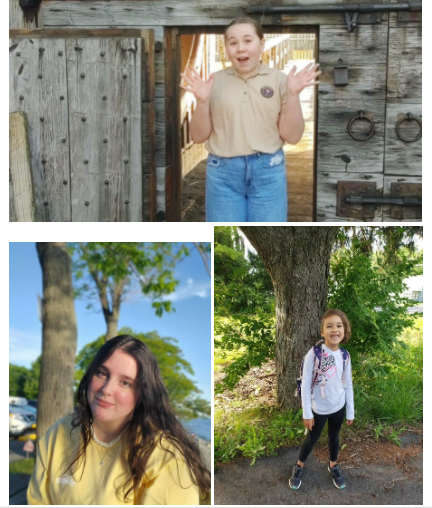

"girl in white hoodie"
[289,309,354,490]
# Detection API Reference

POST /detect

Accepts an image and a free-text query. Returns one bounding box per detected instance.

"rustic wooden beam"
[9,28,144,37]
[141,29,156,221]
[41,0,384,28]
[9,111,36,222]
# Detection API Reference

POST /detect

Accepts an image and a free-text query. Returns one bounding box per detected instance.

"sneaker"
[289,464,303,489]
[328,463,346,489]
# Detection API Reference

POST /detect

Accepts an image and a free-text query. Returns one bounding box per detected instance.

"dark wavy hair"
[63,335,210,502]
[320,308,351,344]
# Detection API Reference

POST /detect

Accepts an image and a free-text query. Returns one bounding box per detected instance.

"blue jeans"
[206,149,288,222]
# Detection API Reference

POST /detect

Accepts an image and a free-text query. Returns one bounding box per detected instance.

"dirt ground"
[181,160,206,222]
[214,437,423,505]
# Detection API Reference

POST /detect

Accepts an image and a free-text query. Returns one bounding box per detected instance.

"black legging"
[298,405,345,463]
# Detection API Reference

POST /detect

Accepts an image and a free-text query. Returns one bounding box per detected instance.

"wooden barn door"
[382,6,422,222]
[316,4,421,222]
[316,21,388,222]
[9,29,156,222]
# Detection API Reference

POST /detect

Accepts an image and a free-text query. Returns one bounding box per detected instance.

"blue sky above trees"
[9,242,211,401]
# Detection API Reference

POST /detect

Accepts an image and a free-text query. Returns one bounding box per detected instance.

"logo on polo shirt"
[260,86,274,98]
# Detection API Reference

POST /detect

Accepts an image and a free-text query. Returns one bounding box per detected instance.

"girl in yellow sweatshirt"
[27,335,210,505]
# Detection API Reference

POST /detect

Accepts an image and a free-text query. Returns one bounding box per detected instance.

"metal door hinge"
[337,181,422,219]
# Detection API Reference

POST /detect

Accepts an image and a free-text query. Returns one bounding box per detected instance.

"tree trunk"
[105,314,119,342]
[102,278,125,341]
[240,227,339,410]
[36,242,77,439]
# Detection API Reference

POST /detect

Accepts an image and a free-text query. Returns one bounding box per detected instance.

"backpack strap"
[311,345,323,390]
[340,347,350,385]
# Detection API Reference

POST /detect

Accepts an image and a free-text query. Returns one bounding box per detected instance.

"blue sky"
[9,243,211,401]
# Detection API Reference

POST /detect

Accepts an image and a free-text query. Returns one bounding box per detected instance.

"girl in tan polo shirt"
[180,17,321,222]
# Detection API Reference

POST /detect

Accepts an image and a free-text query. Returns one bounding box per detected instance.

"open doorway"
[178,27,318,222]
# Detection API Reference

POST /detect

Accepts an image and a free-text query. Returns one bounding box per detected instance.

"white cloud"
[161,279,210,302]
[9,329,42,368]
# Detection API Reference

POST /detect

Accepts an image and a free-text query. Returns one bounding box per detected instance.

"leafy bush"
[351,317,423,424]
[214,315,275,391]
[328,241,419,352]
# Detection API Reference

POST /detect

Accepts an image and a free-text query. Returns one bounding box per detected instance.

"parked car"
[9,396,28,406]
[9,405,37,437]
[10,403,37,415]
[27,400,38,409]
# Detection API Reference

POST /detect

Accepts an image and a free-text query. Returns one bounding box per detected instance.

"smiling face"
[87,349,139,431]
[225,23,265,77]
[322,314,345,350]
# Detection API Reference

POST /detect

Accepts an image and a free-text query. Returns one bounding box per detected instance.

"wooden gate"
[9,29,156,222]
[316,9,422,222]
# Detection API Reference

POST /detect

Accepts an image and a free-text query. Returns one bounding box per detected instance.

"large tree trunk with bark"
[240,227,339,410]
[36,243,77,438]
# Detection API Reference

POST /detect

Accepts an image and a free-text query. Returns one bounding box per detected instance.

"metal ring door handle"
[348,109,375,141]
[395,113,422,143]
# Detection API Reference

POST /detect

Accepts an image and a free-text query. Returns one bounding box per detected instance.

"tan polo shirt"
[204,62,287,157]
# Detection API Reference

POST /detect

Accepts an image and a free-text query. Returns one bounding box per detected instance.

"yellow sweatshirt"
[27,414,200,505]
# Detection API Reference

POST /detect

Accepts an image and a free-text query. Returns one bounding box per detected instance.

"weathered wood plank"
[382,176,422,222]
[153,26,165,88]
[141,29,156,221]
[10,168,17,222]
[10,29,143,37]
[165,164,174,221]
[141,29,154,102]
[155,98,167,167]
[9,111,36,221]
[384,103,422,176]
[156,166,166,215]
[317,98,385,173]
[318,25,388,101]
[389,0,421,28]
[142,170,156,221]
[142,101,155,170]
[9,37,71,221]
[68,172,123,221]
[387,27,421,103]
[41,0,393,27]
[10,0,39,29]
[316,172,383,221]
[66,37,142,221]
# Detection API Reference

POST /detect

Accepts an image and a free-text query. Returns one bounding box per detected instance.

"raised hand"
[286,62,321,97]
[180,67,215,104]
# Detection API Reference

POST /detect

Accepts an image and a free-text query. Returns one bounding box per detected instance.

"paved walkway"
[215,444,423,505]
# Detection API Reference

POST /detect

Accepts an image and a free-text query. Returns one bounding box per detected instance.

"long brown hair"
[63,335,210,502]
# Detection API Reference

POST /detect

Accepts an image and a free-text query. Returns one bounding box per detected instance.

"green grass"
[215,316,423,464]
[9,458,35,475]
[353,316,423,424]
[215,406,306,465]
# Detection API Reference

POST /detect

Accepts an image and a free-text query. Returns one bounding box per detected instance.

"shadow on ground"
[215,440,422,505]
